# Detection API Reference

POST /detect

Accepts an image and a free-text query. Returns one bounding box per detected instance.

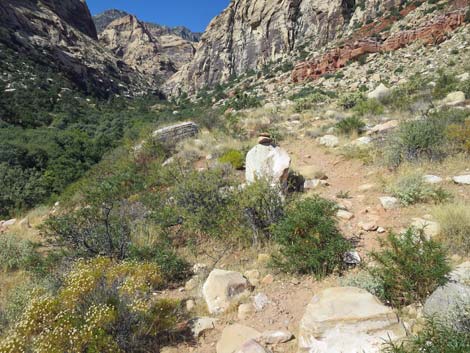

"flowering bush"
[0,257,181,353]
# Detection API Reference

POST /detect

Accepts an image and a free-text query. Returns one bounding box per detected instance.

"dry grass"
[433,202,470,256]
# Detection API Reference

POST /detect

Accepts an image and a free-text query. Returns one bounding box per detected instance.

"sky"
[86,0,230,32]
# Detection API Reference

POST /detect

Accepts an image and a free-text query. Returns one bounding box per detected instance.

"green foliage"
[219,149,245,170]
[294,92,330,112]
[339,270,385,298]
[446,119,470,153]
[433,203,470,256]
[335,116,365,135]
[338,92,366,109]
[0,234,41,272]
[272,197,350,277]
[353,98,384,117]
[0,257,182,353]
[387,172,450,206]
[235,179,284,245]
[369,229,450,307]
[383,318,470,353]
[289,87,336,101]
[224,91,262,111]
[432,70,458,99]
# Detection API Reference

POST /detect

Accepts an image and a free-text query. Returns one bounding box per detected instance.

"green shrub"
[353,98,384,117]
[272,197,350,277]
[383,318,470,353]
[446,119,470,154]
[369,229,450,307]
[225,91,262,111]
[235,179,284,245]
[339,270,385,298]
[335,116,365,135]
[387,172,450,206]
[219,149,245,170]
[294,93,330,112]
[0,234,41,272]
[433,203,470,256]
[338,92,366,109]
[433,70,458,99]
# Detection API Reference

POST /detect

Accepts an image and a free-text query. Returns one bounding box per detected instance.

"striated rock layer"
[166,0,405,94]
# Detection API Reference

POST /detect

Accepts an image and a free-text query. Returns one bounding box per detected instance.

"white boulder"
[453,175,470,185]
[367,83,391,102]
[245,144,291,186]
[202,269,252,314]
[380,197,400,210]
[319,135,339,148]
[443,91,466,106]
[298,287,406,353]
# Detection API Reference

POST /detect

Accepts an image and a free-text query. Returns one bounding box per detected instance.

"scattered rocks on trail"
[453,175,470,185]
[245,143,291,187]
[298,287,406,353]
[319,135,339,148]
[202,269,253,314]
[367,83,391,102]
[216,324,261,353]
[380,196,400,210]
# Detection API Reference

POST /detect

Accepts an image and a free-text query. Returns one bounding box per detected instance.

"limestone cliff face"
[0,0,151,96]
[99,15,177,82]
[166,0,405,93]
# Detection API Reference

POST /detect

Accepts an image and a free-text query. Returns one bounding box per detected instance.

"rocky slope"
[93,9,202,42]
[166,0,408,94]
[0,0,155,97]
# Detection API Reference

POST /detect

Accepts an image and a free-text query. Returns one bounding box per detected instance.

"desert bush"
[294,93,330,112]
[432,70,458,99]
[0,257,182,353]
[335,116,365,135]
[339,270,385,298]
[235,179,284,245]
[387,172,450,206]
[172,167,236,237]
[289,87,336,101]
[225,91,262,111]
[446,119,470,154]
[383,317,470,353]
[369,229,450,307]
[0,234,41,272]
[272,197,350,277]
[433,203,470,256]
[338,92,366,109]
[353,98,384,117]
[218,149,245,170]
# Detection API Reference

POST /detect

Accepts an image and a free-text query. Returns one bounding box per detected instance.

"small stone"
[380,196,400,210]
[236,340,271,353]
[319,135,339,148]
[337,210,354,220]
[261,274,274,285]
[261,330,294,344]
[253,293,270,311]
[304,179,321,190]
[238,303,255,320]
[377,227,386,233]
[343,251,361,265]
[216,324,261,353]
[453,175,470,185]
[190,317,217,338]
[358,183,375,191]
[244,270,260,286]
[423,175,443,184]
[359,221,378,231]
[186,300,195,312]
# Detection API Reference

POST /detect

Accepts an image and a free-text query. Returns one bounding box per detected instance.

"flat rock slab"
[298,287,405,353]
[217,324,261,353]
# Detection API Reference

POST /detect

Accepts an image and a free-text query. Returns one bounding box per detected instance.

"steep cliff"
[166,0,405,93]
[0,0,152,96]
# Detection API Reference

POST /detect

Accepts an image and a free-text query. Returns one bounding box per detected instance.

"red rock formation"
[292,6,468,83]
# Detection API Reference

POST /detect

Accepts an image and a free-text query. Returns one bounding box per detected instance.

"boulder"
[453,175,470,185]
[367,83,391,102]
[449,262,470,285]
[380,197,400,210]
[245,144,291,186]
[423,282,470,331]
[353,136,373,146]
[203,269,252,314]
[337,210,354,220]
[298,287,406,353]
[366,120,399,135]
[217,324,261,353]
[343,251,361,265]
[443,91,466,106]
[319,135,339,148]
